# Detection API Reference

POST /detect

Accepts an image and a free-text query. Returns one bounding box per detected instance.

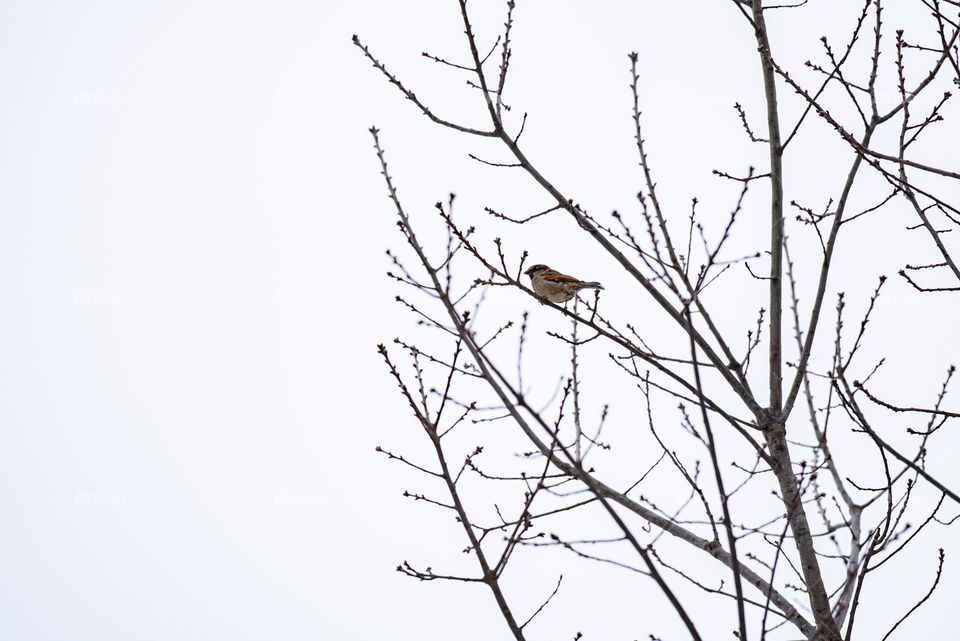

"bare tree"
[356,1,959,639]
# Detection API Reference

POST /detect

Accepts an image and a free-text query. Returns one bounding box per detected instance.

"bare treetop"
[358,1,959,639]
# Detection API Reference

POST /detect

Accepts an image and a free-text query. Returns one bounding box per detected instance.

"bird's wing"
[542,269,584,285]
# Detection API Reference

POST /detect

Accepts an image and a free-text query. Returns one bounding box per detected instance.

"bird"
[524,264,604,303]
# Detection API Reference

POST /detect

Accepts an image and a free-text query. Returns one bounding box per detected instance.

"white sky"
[1,1,958,640]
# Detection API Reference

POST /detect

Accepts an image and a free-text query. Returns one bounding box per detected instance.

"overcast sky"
[1,1,958,640]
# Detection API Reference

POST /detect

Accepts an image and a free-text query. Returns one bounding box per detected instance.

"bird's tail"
[579,281,603,290]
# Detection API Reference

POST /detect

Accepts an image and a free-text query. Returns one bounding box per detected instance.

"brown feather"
[541,269,585,285]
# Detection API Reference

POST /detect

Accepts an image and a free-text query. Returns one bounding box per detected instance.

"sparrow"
[524,264,604,303]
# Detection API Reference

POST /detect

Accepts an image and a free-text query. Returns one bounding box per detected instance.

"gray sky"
[1,1,958,639]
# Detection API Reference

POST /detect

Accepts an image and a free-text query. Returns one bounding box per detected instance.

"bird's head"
[524,264,549,277]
